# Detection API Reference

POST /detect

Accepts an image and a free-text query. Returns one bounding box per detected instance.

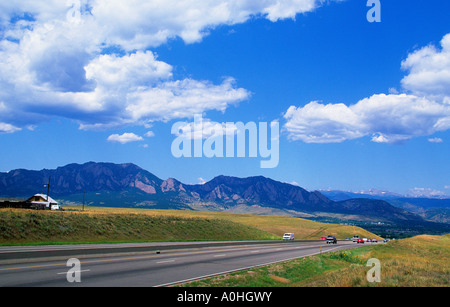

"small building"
[27,194,60,210]
[0,198,30,209]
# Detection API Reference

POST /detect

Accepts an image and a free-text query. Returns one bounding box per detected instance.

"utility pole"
[46,176,51,202]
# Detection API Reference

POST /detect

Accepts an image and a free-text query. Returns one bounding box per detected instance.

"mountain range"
[321,190,450,224]
[0,162,447,227]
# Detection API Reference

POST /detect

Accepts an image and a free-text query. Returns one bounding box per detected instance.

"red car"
[320,237,327,240]
[356,238,364,244]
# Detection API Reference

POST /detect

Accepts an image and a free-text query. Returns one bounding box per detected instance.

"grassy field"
[2,206,446,287]
[180,234,450,287]
[0,206,379,245]
[0,208,275,244]
[76,206,381,240]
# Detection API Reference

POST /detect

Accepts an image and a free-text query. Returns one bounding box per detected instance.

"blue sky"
[0,0,449,197]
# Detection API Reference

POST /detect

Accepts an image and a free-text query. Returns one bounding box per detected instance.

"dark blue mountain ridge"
[0,162,430,224]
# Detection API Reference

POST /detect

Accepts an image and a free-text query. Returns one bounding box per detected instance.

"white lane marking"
[57,269,90,275]
[213,254,226,257]
[156,260,175,264]
[154,244,356,287]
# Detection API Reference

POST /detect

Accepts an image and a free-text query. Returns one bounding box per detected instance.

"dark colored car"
[326,235,337,244]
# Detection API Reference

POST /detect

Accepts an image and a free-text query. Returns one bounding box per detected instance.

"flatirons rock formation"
[0,162,426,223]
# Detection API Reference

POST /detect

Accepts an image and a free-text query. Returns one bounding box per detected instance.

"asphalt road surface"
[0,240,373,287]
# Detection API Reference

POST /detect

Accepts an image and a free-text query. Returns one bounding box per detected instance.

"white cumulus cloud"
[284,94,450,144]
[428,137,443,143]
[284,33,450,144]
[107,133,144,144]
[401,33,450,99]
[0,0,327,132]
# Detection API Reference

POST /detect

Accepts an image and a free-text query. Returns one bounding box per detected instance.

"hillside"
[322,190,450,224]
[0,162,164,197]
[0,162,429,226]
[0,207,380,245]
[186,175,334,211]
[0,208,275,244]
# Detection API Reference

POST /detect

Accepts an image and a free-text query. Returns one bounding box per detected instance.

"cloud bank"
[284,33,450,144]
[0,0,326,133]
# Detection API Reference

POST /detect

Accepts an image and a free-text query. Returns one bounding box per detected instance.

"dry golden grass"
[0,206,380,246]
[65,206,380,240]
[0,207,275,244]
[299,234,450,287]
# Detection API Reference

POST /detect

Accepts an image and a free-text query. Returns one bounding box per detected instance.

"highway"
[0,240,369,287]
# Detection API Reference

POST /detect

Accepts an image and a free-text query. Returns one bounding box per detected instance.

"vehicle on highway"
[320,236,327,240]
[351,235,359,242]
[356,238,364,244]
[283,233,295,240]
[326,235,337,244]
[372,238,378,243]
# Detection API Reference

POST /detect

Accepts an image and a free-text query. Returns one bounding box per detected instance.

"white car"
[283,233,295,240]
